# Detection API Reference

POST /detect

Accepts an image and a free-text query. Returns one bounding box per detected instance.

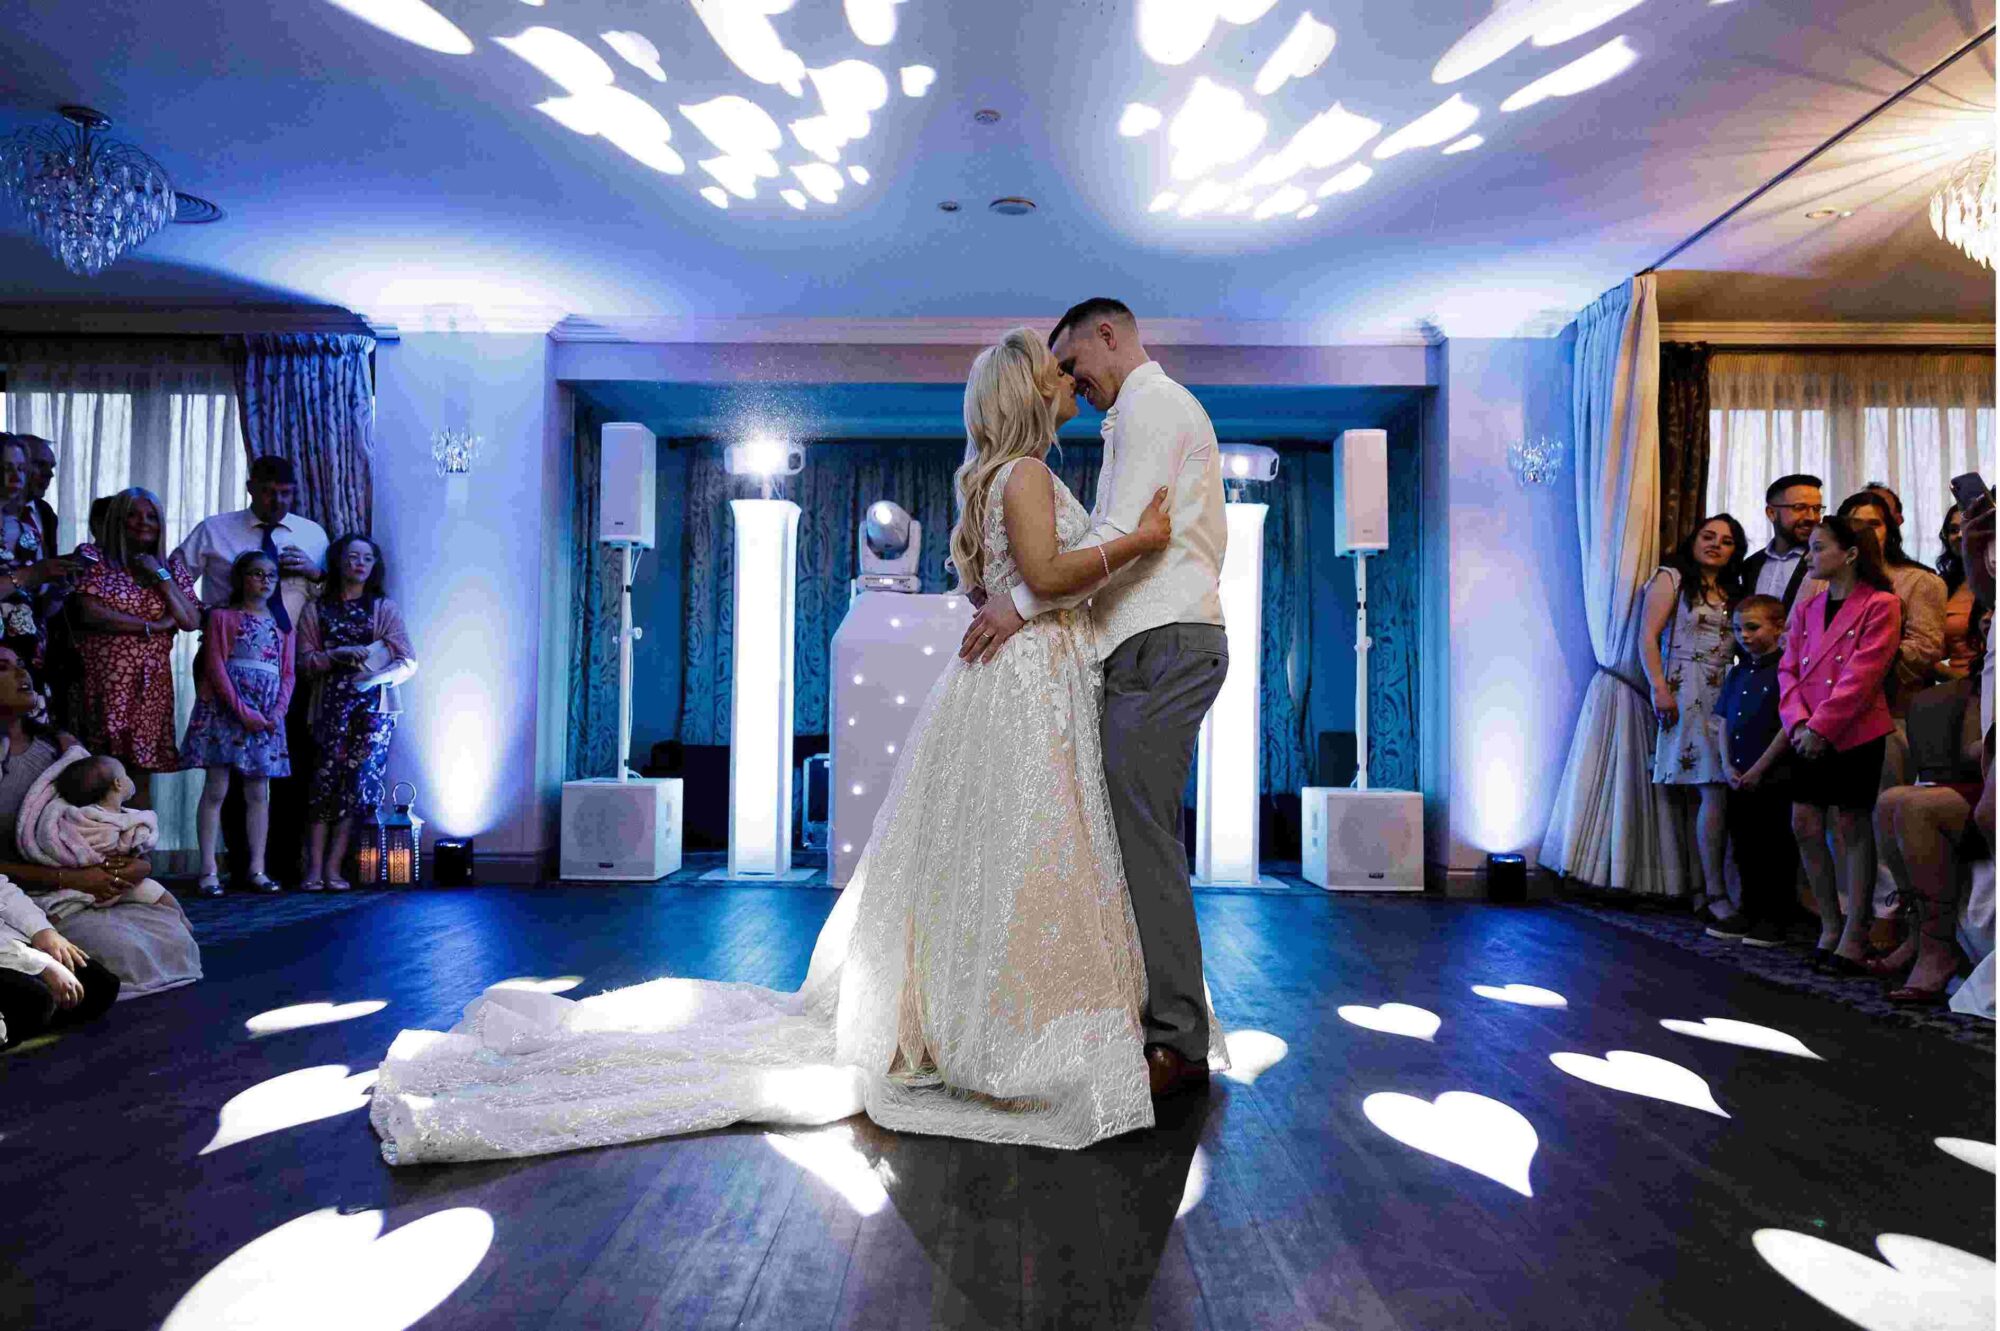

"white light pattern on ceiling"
[1121,0,1661,226]
[324,0,932,216]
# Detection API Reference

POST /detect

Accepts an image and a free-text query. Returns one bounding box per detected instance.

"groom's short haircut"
[1049,298,1135,349]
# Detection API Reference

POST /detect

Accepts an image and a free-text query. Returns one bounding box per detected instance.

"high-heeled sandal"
[242,872,282,894]
[1886,904,1964,1005]
[1886,984,1951,1006]
[298,878,326,893]
[195,873,223,898]
[325,876,353,893]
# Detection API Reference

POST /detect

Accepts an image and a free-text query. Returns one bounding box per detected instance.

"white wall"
[372,332,567,869]
[1424,334,1596,879]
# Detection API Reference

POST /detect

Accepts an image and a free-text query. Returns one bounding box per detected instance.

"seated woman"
[298,535,415,892]
[0,875,118,1048]
[0,645,200,999]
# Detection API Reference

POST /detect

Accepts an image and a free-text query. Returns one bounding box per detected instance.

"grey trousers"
[1101,622,1229,1063]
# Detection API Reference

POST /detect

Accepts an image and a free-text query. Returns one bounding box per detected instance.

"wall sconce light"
[1507,436,1563,487]
[432,426,480,513]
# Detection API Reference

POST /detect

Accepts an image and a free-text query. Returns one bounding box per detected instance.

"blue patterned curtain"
[225,333,375,537]
[1368,412,1422,791]
[566,399,622,779]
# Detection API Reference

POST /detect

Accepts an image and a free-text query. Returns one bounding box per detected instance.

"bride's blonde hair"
[949,328,1062,592]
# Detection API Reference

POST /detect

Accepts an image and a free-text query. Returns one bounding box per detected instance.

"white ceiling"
[0,0,1991,339]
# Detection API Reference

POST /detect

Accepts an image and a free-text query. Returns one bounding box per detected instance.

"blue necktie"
[259,523,292,633]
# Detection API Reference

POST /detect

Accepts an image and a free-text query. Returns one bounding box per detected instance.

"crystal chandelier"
[1507,435,1563,487]
[430,427,482,477]
[0,106,177,277]
[1930,147,1995,270]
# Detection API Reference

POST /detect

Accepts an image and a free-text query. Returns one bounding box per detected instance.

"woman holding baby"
[0,643,201,1006]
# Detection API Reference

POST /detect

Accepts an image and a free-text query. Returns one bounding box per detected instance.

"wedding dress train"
[371,459,1224,1163]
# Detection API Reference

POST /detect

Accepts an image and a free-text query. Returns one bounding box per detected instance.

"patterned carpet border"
[1559,899,1994,1052]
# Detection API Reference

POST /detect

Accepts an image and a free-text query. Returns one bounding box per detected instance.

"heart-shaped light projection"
[792,162,845,204]
[765,1125,887,1215]
[1176,1144,1208,1218]
[490,975,583,994]
[1431,0,1645,84]
[681,96,784,176]
[1168,79,1268,182]
[899,65,935,97]
[1254,13,1336,96]
[245,1001,388,1036]
[700,187,731,208]
[847,165,870,185]
[701,157,765,199]
[1500,36,1638,112]
[780,188,808,209]
[843,0,902,46]
[1752,1231,1995,1331]
[1442,134,1484,154]
[1659,1017,1821,1060]
[1337,1003,1440,1041]
[1935,1138,1998,1175]
[1471,983,1567,1008]
[1137,0,1277,67]
[688,0,806,96]
[1176,180,1234,218]
[1362,1091,1539,1197]
[200,1065,378,1155]
[1252,185,1309,220]
[1119,104,1164,138]
[1549,1050,1728,1116]
[602,30,666,82]
[161,1206,494,1331]
[1374,95,1481,160]
[1241,104,1381,187]
[1316,163,1372,196]
[323,0,474,55]
[809,61,890,140]
[502,28,685,175]
[1219,1028,1290,1083]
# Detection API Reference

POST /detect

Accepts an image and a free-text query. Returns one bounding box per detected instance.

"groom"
[960,297,1228,1097]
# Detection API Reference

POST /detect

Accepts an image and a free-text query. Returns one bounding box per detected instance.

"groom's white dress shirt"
[1009,360,1227,659]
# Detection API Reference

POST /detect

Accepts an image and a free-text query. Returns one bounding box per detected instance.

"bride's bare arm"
[1001,460,1169,600]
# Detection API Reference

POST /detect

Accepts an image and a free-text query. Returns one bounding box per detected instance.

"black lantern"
[375,781,424,886]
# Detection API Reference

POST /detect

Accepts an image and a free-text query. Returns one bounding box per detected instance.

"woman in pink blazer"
[1780,515,1902,974]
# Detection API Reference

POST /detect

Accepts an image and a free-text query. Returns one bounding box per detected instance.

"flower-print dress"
[72,555,199,771]
[307,596,397,820]
[1650,566,1732,785]
[181,615,291,777]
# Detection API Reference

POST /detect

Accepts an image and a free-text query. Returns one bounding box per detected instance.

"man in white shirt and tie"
[174,455,329,625]
[960,298,1228,1097]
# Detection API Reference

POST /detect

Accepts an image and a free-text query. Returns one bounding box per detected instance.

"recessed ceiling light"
[937,200,961,212]
[989,196,1036,215]
[1804,208,1853,220]
[973,109,1002,124]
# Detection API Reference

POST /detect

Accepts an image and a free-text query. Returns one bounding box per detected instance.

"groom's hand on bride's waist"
[960,595,1025,664]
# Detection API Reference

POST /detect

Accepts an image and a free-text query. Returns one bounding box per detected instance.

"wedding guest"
[1936,503,1977,681]
[1639,514,1748,923]
[1864,480,1906,532]
[19,433,57,548]
[1781,516,1902,973]
[21,433,82,730]
[67,489,201,809]
[0,646,199,999]
[183,552,295,896]
[1837,491,1947,713]
[299,535,416,892]
[1872,610,1989,1002]
[0,876,118,1048]
[1741,474,1823,611]
[173,455,326,884]
[1709,594,1795,946]
[0,438,77,680]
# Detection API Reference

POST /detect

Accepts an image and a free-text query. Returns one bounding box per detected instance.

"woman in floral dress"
[68,488,202,808]
[1638,514,1749,921]
[0,438,82,688]
[299,535,415,892]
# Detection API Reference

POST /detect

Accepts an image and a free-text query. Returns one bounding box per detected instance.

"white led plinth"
[1195,501,1267,885]
[728,499,801,877]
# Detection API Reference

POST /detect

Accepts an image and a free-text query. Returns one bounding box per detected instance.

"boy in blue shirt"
[1710,594,1796,946]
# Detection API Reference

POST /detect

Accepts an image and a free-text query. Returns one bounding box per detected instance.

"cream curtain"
[3,339,248,861]
[1708,352,1995,564]
[1541,273,1693,895]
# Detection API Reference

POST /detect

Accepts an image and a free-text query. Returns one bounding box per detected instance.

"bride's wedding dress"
[371,459,1225,1163]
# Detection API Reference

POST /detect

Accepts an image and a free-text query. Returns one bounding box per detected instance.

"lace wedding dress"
[371,459,1226,1164]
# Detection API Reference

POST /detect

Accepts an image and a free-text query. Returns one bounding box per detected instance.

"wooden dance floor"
[2,880,1992,1330]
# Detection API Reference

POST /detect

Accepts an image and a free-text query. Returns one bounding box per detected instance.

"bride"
[371,329,1225,1163]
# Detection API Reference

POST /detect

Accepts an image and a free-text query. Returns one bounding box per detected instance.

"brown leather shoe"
[1146,1045,1210,1098]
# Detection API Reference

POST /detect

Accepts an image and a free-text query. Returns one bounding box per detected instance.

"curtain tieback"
[1601,666,1652,704]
